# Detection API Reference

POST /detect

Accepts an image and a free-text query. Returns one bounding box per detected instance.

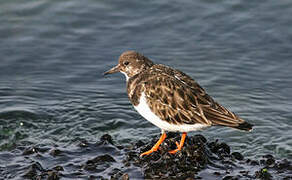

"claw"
[169,149,179,154]
[140,149,156,157]
[140,132,167,157]
[168,132,187,154]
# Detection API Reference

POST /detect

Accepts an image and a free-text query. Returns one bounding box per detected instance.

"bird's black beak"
[104,64,120,75]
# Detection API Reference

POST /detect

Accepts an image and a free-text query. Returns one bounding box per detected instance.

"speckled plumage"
[105,51,253,132]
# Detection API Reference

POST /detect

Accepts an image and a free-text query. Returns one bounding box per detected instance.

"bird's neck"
[121,71,129,81]
[127,73,144,106]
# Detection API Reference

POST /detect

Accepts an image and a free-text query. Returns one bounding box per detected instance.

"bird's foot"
[140,132,167,157]
[140,148,158,157]
[168,132,187,154]
[168,141,182,154]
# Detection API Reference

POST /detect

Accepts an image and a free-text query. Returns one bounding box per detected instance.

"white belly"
[134,93,209,132]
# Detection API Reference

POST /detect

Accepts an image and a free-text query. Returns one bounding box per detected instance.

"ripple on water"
[0,0,291,176]
[0,107,41,150]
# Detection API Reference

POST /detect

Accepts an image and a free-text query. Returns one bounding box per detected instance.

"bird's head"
[104,51,154,80]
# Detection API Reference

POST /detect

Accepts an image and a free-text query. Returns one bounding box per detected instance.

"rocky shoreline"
[1,133,291,179]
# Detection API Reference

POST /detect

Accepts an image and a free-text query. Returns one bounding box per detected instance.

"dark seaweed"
[0,133,291,179]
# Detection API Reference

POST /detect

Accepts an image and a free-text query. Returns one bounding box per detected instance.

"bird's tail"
[210,116,253,131]
[233,121,253,131]
[203,105,253,131]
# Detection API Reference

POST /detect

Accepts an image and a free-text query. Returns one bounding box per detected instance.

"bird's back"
[128,64,253,131]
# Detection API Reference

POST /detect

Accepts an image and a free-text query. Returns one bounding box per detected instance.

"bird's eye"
[124,61,129,66]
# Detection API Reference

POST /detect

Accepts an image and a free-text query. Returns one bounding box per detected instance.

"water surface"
[0,0,291,173]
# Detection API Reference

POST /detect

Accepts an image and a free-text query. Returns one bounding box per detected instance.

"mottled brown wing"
[142,71,211,125]
[165,66,246,127]
[143,65,245,127]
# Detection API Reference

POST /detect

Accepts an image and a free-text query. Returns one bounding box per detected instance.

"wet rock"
[78,139,89,147]
[83,163,97,171]
[109,168,123,179]
[260,159,266,165]
[239,170,249,176]
[52,166,64,171]
[49,148,62,156]
[255,168,272,180]
[222,175,237,180]
[22,162,44,179]
[276,159,291,170]
[260,155,276,167]
[231,152,244,161]
[192,134,207,144]
[31,162,44,171]
[87,154,116,164]
[22,147,39,155]
[263,154,274,159]
[214,171,221,176]
[23,165,37,178]
[4,133,292,179]
[115,145,124,150]
[88,175,100,180]
[100,134,114,144]
[128,151,138,161]
[250,160,260,166]
[83,154,116,172]
[133,133,213,179]
[266,157,275,166]
[208,140,230,158]
[119,133,291,179]
[135,140,145,148]
[47,170,59,180]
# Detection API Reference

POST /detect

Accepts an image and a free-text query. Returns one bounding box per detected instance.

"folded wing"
[140,65,252,131]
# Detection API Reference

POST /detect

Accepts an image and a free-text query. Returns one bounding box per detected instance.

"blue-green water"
[0,0,291,178]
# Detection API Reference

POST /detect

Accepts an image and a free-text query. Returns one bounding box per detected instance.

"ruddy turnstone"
[104,51,253,157]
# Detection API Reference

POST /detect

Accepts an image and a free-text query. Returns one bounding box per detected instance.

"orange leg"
[140,132,167,157]
[169,132,187,154]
